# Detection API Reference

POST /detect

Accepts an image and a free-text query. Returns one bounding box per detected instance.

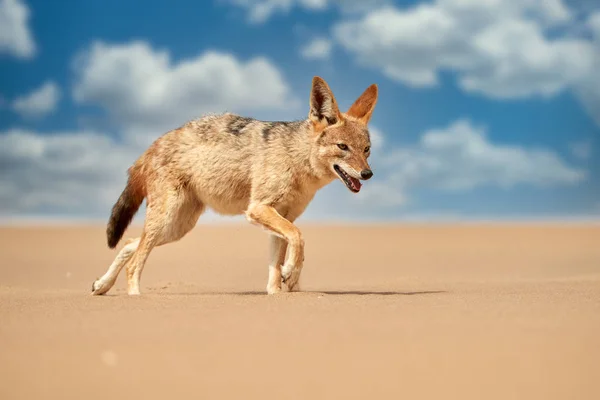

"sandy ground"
[0,223,599,399]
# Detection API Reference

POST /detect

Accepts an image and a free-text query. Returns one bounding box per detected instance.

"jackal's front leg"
[246,204,304,292]
[267,235,287,294]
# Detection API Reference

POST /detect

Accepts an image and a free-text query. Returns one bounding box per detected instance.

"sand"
[0,223,599,399]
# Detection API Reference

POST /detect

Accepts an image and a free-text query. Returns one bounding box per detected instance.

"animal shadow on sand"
[318,290,446,296]
[156,290,447,296]
[94,288,447,297]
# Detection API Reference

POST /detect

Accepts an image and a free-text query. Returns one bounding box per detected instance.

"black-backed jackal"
[92,76,378,295]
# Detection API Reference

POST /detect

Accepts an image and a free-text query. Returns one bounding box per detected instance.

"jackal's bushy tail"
[106,166,145,249]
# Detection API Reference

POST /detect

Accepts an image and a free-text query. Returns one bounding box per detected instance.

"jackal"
[91,76,378,296]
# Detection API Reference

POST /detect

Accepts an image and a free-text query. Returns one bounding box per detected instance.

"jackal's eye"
[337,143,348,151]
[364,146,370,153]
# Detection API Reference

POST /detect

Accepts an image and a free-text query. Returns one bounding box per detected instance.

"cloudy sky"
[0,0,598,223]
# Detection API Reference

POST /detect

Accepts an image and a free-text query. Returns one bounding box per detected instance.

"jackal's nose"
[361,169,373,180]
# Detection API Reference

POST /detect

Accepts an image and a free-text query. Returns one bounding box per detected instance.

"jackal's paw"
[281,265,301,292]
[127,287,141,296]
[287,280,301,292]
[91,278,111,296]
[266,284,282,295]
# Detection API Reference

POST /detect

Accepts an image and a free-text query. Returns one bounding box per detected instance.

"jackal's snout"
[360,169,373,180]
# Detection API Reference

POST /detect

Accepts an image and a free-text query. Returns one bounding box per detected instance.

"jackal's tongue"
[349,176,362,192]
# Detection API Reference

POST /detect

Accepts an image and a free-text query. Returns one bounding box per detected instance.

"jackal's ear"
[347,84,378,124]
[309,76,341,127]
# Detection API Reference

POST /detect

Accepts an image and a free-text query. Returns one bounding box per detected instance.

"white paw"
[287,280,301,292]
[281,265,301,292]
[91,278,112,296]
[127,287,141,296]
[266,284,282,295]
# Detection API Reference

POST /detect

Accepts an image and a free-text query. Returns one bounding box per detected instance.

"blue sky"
[0,0,599,222]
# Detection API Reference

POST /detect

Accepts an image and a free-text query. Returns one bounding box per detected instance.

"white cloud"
[383,119,586,191]
[224,1,600,127]
[0,0,36,58]
[224,0,325,24]
[587,11,600,37]
[300,37,332,60]
[12,81,61,118]
[72,40,298,145]
[333,1,594,97]
[225,0,387,24]
[575,84,600,127]
[573,12,600,126]
[569,139,593,160]
[330,1,600,127]
[0,129,139,215]
[368,126,384,151]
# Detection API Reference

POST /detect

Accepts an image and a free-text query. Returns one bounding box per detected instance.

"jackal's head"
[308,76,378,194]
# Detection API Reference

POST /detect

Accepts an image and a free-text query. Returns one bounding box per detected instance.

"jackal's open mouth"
[334,165,362,193]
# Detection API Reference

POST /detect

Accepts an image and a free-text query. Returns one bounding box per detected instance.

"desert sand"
[0,223,599,399]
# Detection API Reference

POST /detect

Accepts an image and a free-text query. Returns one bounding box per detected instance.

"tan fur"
[92,76,378,296]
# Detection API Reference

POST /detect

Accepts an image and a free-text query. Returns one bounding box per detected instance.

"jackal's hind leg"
[126,192,204,295]
[91,237,140,295]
